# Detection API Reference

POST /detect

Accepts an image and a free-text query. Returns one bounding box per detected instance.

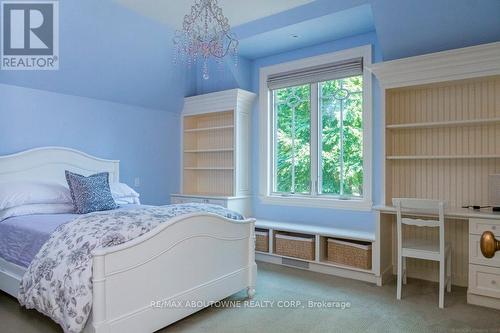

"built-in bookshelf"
[370,42,500,306]
[172,89,256,216]
[383,75,500,288]
[385,76,500,207]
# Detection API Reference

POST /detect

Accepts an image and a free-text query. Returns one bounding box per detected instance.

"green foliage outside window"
[274,85,311,194]
[273,75,363,197]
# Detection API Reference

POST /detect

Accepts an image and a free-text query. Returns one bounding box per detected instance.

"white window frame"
[259,45,373,211]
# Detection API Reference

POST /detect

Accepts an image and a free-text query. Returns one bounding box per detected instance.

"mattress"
[0,205,140,268]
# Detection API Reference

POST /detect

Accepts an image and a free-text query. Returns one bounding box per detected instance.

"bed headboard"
[0,147,120,185]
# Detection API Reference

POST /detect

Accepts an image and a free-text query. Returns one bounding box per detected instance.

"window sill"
[259,195,373,211]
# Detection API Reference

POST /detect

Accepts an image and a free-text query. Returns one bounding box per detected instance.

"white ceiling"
[113,0,314,28]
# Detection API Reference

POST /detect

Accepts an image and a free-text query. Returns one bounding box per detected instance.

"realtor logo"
[1,0,59,70]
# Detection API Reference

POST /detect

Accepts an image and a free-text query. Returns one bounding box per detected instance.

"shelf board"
[255,252,373,274]
[183,167,234,170]
[255,219,375,242]
[387,155,500,160]
[184,148,234,153]
[386,117,500,129]
[184,125,234,133]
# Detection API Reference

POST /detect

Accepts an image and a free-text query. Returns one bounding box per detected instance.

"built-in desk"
[375,205,500,310]
[375,205,500,220]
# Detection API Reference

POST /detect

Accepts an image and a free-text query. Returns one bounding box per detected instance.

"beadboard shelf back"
[385,75,500,207]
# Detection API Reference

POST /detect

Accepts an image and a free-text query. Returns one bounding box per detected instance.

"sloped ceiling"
[114,0,500,61]
[113,0,313,28]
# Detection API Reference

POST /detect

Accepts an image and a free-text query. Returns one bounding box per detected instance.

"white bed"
[0,147,257,333]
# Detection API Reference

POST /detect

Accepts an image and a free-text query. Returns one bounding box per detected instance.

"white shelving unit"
[171,89,256,217]
[369,41,500,308]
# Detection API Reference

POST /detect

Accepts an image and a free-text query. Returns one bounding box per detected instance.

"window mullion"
[291,104,296,194]
[310,83,319,196]
[339,80,345,197]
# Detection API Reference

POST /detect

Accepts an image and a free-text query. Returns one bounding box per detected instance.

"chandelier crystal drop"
[173,0,238,80]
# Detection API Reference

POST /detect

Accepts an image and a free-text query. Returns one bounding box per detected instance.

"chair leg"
[447,251,452,293]
[397,254,402,300]
[403,256,407,284]
[439,260,445,308]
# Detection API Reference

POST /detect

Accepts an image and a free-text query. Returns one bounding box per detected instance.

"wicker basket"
[275,232,315,261]
[255,229,269,252]
[327,238,372,270]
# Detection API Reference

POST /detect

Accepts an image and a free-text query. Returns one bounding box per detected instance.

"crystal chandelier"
[173,0,238,80]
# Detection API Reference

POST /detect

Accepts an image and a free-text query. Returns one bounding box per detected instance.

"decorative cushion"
[65,171,117,214]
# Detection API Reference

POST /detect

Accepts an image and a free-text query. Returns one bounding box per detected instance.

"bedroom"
[0,0,500,332]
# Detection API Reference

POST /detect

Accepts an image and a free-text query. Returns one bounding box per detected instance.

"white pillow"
[110,182,140,204]
[0,181,72,211]
[0,203,75,221]
[114,197,141,205]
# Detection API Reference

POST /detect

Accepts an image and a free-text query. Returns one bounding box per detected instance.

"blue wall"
[0,84,180,205]
[0,0,194,110]
[0,0,191,205]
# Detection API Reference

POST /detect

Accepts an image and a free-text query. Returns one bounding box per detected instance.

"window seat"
[254,218,380,285]
[255,219,375,243]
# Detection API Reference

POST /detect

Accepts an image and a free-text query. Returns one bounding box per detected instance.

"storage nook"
[370,42,500,309]
[325,238,372,270]
[275,232,315,261]
[255,220,378,284]
[171,89,256,216]
[255,229,269,253]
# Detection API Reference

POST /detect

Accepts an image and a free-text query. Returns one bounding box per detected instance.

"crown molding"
[368,42,500,89]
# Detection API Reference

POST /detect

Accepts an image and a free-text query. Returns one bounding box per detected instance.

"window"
[260,46,372,210]
[319,76,364,197]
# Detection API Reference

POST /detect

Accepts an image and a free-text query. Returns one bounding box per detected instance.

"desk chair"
[393,198,452,308]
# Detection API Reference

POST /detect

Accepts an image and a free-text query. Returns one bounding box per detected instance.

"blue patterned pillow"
[65,171,118,214]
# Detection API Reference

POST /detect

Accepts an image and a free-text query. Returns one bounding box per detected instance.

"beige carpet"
[1,262,500,333]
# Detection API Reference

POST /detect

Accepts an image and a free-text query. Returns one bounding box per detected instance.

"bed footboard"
[89,213,256,333]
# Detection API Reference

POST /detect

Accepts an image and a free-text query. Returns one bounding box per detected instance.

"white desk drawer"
[469,218,500,237]
[469,264,500,299]
[470,235,500,267]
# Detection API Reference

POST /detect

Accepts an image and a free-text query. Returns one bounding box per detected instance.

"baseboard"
[377,264,394,286]
[467,293,500,310]
[256,253,378,284]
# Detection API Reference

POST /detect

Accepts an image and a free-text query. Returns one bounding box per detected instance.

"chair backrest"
[393,198,446,254]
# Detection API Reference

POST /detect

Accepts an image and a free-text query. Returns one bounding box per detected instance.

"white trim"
[183,88,256,115]
[256,218,375,243]
[259,45,373,211]
[259,194,372,211]
[367,41,500,89]
[275,233,315,242]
